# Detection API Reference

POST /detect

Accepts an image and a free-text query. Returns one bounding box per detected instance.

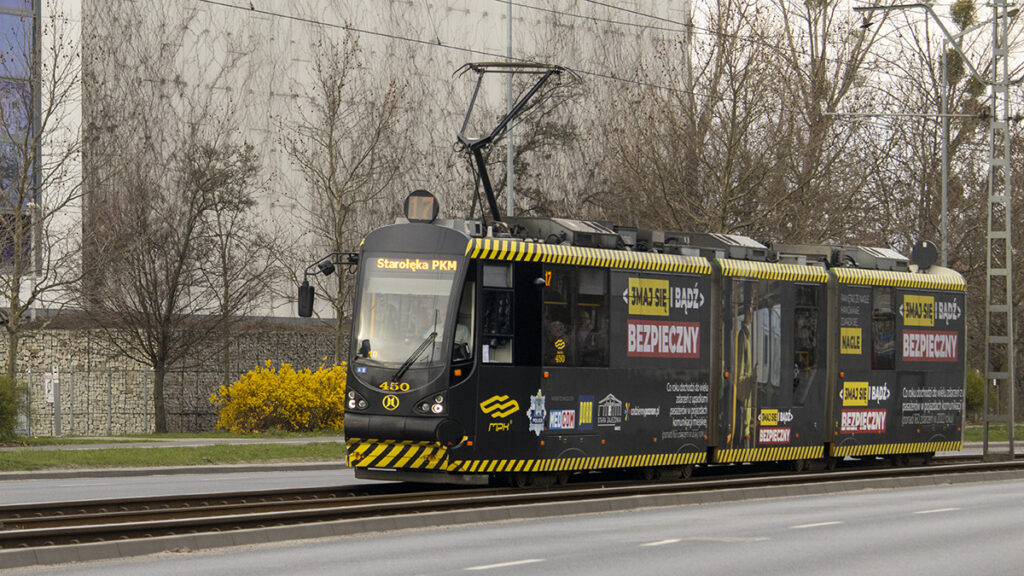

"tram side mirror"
[298,280,314,318]
[358,339,372,358]
[317,258,336,276]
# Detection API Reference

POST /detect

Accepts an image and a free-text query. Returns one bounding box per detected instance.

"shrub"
[210,361,346,433]
[965,369,985,423]
[0,374,26,441]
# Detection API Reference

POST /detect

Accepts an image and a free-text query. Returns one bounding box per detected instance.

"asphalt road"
[6,477,1023,576]
[0,466,370,507]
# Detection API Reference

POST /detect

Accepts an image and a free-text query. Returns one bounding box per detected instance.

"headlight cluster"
[347,390,368,411]
[416,394,445,415]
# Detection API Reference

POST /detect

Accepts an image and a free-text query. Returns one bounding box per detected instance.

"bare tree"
[0,2,84,379]
[81,1,269,431]
[89,131,262,432]
[282,30,409,363]
[602,1,791,236]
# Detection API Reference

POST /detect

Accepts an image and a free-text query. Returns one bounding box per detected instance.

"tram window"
[543,267,608,367]
[482,264,513,363]
[871,286,896,370]
[543,267,574,365]
[575,269,608,367]
[793,284,818,406]
[483,264,512,288]
[453,279,475,361]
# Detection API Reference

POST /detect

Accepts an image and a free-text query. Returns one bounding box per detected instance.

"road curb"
[3,468,1023,569]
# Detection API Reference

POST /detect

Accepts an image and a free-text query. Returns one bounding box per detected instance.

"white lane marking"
[914,507,960,515]
[641,539,681,547]
[681,536,770,543]
[790,521,843,529]
[465,559,544,571]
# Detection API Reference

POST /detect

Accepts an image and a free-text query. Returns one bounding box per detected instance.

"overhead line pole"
[854,2,1017,460]
[506,0,515,217]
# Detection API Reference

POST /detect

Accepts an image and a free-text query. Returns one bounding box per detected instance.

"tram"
[297,63,965,485]
[299,191,966,485]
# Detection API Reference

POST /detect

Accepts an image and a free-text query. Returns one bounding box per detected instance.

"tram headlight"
[347,390,368,411]
[415,393,446,415]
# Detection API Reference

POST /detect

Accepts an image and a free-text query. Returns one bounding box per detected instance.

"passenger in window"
[576,310,606,366]
[544,317,570,365]
[575,311,593,352]
[452,321,471,361]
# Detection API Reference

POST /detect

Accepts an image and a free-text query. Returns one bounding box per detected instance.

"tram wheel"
[555,471,570,486]
[890,454,910,467]
[680,464,694,479]
[911,452,934,466]
[791,459,806,472]
[824,457,838,471]
[509,472,531,488]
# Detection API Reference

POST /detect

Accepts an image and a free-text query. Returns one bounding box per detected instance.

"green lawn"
[963,424,1024,443]
[0,434,346,471]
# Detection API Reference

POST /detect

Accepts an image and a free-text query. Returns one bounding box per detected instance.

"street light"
[854,3,1013,267]
[941,12,1016,269]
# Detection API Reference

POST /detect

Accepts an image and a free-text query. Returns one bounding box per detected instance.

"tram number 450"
[379,381,410,392]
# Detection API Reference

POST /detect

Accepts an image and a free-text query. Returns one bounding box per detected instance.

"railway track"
[2,456,1021,550]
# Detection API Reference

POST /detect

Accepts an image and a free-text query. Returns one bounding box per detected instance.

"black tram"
[299,193,966,485]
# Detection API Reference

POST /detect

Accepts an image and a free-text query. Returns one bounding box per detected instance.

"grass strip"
[0,442,346,471]
[962,425,1024,443]
[1,437,146,447]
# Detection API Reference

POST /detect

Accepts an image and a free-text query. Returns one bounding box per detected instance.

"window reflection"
[0,12,31,79]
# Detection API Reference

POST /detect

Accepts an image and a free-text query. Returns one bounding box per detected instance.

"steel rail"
[1,457,1020,550]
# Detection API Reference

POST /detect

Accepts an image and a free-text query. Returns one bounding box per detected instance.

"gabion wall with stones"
[7,322,340,436]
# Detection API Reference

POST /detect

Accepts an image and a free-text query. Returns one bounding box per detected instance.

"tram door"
[471,261,546,460]
[717,278,826,457]
[539,265,609,443]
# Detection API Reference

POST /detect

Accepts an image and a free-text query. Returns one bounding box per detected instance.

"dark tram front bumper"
[344,413,464,446]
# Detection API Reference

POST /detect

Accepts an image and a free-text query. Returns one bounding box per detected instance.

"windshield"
[353,254,459,367]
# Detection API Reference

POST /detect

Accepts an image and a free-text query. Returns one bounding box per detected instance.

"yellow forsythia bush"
[210,361,347,433]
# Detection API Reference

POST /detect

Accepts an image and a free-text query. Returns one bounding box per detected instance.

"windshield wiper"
[390,331,438,383]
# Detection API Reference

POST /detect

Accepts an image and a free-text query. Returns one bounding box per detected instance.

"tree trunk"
[5,327,18,381]
[153,363,167,432]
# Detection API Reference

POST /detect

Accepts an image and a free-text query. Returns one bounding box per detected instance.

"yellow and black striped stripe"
[346,438,449,470]
[445,451,706,474]
[713,445,823,463]
[833,268,966,291]
[465,238,711,274]
[346,438,706,472]
[831,441,960,458]
[720,259,829,283]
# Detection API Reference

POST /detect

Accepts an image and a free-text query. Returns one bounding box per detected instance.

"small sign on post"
[44,372,54,405]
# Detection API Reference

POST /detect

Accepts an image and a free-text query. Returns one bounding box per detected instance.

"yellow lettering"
[843,381,869,407]
[627,278,670,316]
[903,295,935,327]
[840,327,862,355]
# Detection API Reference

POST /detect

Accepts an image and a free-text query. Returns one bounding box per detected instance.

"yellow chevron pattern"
[833,268,966,291]
[465,238,712,274]
[720,259,829,283]
[831,441,960,458]
[713,445,824,463]
[346,438,706,472]
[445,451,706,474]
[346,439,449,470]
